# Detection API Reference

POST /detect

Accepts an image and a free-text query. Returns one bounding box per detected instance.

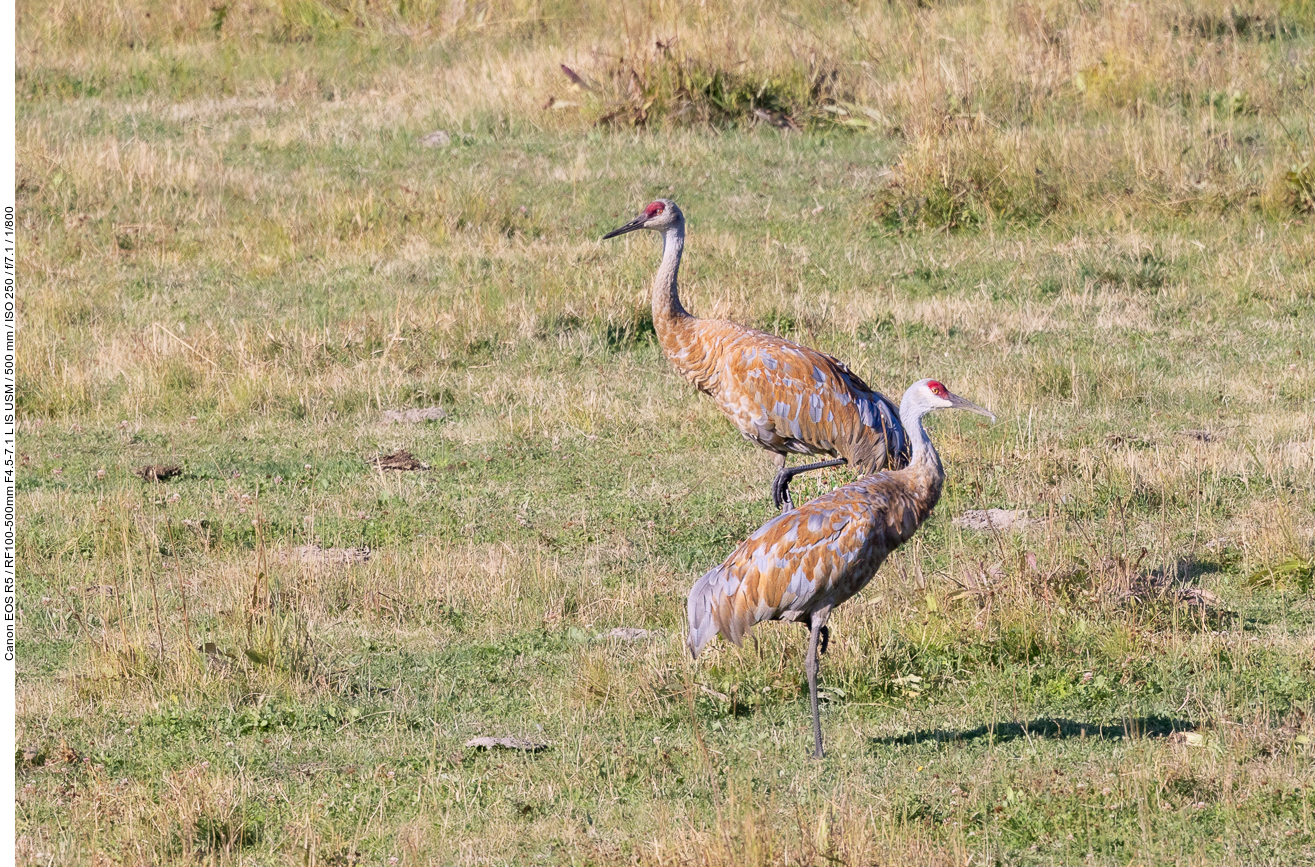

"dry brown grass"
[16,1,1315,864]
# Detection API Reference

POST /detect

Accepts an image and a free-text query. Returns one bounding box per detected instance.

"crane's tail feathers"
[686,566,727,659]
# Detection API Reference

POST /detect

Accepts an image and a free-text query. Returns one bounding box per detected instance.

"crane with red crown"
[604,199,908,510]
[686,378,995,758]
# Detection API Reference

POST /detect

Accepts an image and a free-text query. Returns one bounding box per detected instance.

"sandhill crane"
[604,200,908,510]
[686,379,994,758]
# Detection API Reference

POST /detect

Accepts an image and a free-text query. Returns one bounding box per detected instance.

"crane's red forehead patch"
[644,201,666,217]
[927,380,948,396]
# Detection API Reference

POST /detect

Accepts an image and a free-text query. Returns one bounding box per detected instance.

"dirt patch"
[465,737,550,752]
[369,450,428,471]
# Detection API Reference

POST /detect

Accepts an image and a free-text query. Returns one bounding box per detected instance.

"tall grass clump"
[552,46,846,130]
[873,122,1065,230]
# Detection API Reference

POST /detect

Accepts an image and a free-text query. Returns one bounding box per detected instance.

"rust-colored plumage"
[687,379,994,758]
[605,200,907,509]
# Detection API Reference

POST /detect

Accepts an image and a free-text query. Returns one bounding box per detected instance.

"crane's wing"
[821,352,910,468]
[686,483,900,658]
[711,326,906,468]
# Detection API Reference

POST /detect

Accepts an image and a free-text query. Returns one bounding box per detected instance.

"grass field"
[14,0,1315,864]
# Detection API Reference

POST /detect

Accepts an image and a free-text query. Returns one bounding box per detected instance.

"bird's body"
[686,379,994,758]
[685,456,939,653]
[657,317,904,475]
[605,200,907,509]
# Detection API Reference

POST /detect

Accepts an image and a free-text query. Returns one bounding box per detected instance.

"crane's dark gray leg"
[800,621,829,655]
[772,457,847,512]
[805,607,834,760]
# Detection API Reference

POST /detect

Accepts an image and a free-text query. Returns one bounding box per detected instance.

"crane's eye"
[644,201,666,217]
[927,380,947,397]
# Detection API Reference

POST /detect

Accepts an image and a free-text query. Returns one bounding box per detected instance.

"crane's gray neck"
[652,222,689,324]
[898,395,944,482]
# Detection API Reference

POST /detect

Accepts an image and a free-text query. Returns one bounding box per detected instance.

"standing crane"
[604,200,908,510]
[686,379,994,758]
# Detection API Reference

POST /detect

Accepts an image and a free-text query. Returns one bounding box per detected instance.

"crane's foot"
[771,472,795,512]
[772,458,848,512]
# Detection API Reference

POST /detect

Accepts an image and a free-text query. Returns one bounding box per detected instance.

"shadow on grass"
[874,715,1195,746]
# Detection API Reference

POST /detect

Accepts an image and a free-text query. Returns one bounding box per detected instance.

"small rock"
[200,642,236,674]
[604,627,656,642]
[1168,731,1205,747]
[753,107,799,130]
[281,545,371,566]
[1106,433,1152,448]
[419,130,451,148]
[381,407,447,424]
[135,464,182,482]
[698,684,731,702]
[465,736,550,752]
[953,509,1040,532]
[200,641,235,659]
[1177,587,1223,607]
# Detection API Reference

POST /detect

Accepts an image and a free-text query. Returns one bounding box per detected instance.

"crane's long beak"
[947,392,996,423]
[603,214,647,239]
